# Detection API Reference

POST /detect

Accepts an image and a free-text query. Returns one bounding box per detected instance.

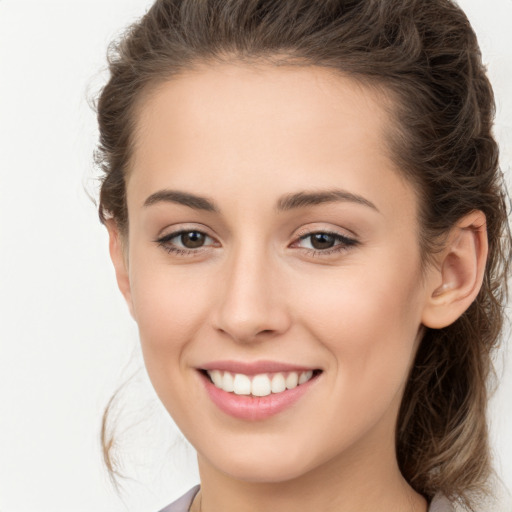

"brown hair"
[95,0,511,508]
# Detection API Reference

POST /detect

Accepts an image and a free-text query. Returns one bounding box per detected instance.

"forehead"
[127,63,415,220]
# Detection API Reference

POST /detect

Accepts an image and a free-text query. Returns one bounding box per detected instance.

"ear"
[105,219,135,318]
[421,211,488,329]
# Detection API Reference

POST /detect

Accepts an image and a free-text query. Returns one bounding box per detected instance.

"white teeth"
[233,373,251,395]
[271,373,286,393]
[210,370,223,387]
[299,370,313,384]
[206,369,316,396]
[222,372,234,392]
[251,374,272,397]
[285,372,298,389]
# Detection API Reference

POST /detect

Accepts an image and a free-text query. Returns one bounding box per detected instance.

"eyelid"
[294,224,358,240]
[155,222,215,239]
[295,230,356,243]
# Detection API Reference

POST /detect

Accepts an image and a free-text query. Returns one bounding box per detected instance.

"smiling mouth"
[201,369,323,397]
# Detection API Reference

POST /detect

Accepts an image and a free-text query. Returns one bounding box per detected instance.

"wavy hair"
[95,0,511,508]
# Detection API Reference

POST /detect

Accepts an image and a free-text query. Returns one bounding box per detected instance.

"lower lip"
[199,371,320,421]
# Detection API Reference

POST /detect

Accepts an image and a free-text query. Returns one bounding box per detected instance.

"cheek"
[127,252,211,366]
[286,257,425,455]
[296,253,424,392]
[127,259,214,422]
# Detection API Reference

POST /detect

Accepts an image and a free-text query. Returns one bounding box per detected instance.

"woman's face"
[118,64,435,483]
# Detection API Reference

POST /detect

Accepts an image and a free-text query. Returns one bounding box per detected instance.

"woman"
[95,0,511,510]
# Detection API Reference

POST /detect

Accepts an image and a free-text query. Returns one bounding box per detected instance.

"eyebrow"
[143,188,379,213]
[144,189,219,212]
[276,190,378,213]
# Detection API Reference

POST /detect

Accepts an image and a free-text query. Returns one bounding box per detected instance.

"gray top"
[158,485,454,512]
[158,485,200,512]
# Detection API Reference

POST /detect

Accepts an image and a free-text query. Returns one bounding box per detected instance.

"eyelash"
[295,230,359,257]
[155,229,359,258]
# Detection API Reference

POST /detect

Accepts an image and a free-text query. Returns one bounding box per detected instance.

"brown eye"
[156,229,215,255]
[295,231,359,255]
[310,233,336,250]
[180,231,206,248]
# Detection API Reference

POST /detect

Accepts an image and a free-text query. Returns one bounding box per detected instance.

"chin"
[223,460,312,484]
[201,440,322,484]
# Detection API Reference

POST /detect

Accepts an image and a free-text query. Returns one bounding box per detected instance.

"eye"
[294,231,359,255]
[155,229,216,255]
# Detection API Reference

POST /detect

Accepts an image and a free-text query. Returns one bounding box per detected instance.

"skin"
[107,63,488,512]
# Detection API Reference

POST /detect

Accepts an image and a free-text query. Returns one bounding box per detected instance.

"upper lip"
[199,360,319,375]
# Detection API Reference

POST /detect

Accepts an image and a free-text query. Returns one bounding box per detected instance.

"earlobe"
[422,211,488,329]
[105,220,135,319]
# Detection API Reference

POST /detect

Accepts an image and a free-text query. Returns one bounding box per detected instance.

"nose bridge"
[214,238,289,343]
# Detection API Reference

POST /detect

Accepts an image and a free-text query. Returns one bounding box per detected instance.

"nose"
[212,243,291,344]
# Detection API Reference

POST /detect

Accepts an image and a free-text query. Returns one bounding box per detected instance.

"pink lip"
[198,369,321,421]
[199,359,317,376]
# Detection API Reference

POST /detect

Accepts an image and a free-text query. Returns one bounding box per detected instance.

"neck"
[196,437,427,512]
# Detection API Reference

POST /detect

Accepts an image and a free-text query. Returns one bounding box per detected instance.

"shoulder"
[429,494,455,512]
[157,485,200,512]
[158,486,453,512]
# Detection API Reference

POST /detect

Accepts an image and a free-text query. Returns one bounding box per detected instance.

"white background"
[0,1,511,511]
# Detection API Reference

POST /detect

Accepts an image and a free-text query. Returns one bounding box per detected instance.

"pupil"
[182,231,205,248]
[311,233,335,250]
